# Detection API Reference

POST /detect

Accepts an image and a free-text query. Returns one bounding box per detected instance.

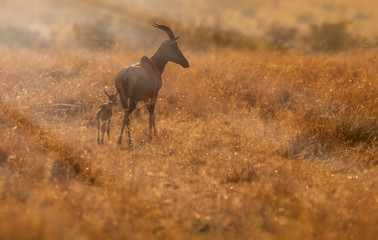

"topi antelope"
[115,23,189,146]
[95,90,118,144]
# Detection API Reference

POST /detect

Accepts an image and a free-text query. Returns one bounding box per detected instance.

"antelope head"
[152,23,190,68]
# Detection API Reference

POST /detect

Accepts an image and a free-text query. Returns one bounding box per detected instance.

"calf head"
[104,90,118,106]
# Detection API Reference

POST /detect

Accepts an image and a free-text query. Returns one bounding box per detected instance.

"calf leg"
[97,121,101,145]
[101,123,106,144]
[107,120,111,142]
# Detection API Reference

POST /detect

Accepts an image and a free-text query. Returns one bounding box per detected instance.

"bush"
[266,24,299,50]
[304,21,359,52]
[73,20,116,50]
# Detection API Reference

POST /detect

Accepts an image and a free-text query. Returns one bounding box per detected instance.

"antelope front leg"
[118,111,132,147]
[118,112,127,145]
[126,116,132,147]
[147,104,157,141]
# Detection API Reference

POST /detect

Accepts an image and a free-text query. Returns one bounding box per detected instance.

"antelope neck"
[151,50,168,76]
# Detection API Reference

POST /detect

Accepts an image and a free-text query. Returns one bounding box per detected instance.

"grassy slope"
[0,46,377,239]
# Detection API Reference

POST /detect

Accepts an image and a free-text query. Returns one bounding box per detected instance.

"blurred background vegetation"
[0,0,377,52]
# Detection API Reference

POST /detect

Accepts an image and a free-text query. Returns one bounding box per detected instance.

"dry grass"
[0,45,377,240]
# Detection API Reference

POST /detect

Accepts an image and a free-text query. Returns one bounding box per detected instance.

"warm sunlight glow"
[0,0,377,239]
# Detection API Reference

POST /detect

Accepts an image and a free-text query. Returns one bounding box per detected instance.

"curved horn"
[169,35,182,45]
[152,23,175,41]
[174,35,181,43]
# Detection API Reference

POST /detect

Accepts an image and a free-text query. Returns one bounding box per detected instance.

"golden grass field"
[0,0,378,239]
[0,45,377,239]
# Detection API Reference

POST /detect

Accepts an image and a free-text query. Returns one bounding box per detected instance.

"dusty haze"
[0,0,377,240]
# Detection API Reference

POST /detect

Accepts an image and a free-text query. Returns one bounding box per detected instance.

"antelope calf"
[116,23,189,146]
[95,90,118,144]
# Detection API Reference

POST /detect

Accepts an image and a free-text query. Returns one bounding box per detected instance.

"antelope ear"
[104,90,109,97]
[170,35,181,45]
